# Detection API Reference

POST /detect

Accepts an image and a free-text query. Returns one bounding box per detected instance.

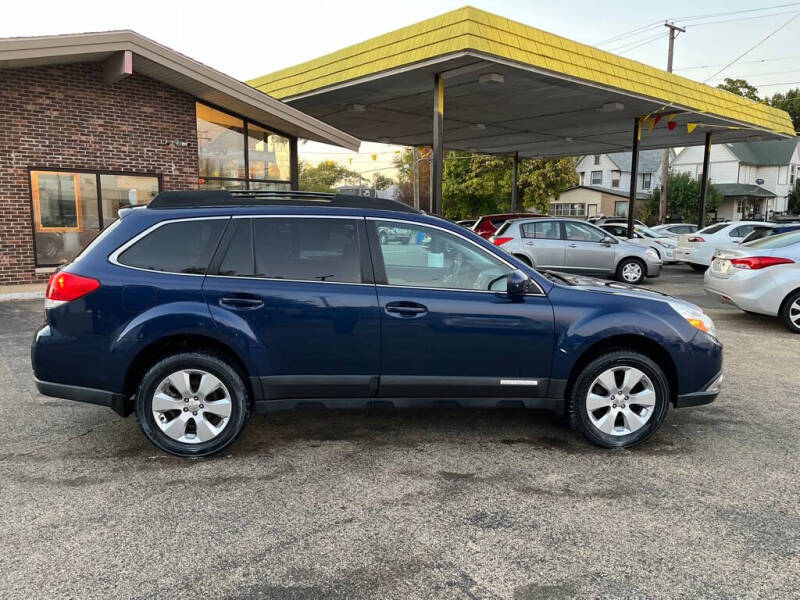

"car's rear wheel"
[780,290,800,334]
[689,263,707,272]
[569,350,669,448]
[135,352,249,457]
[616,258,646,285]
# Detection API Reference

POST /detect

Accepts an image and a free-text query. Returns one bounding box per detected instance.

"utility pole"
[412,146,420,210]
[659,21,685,224]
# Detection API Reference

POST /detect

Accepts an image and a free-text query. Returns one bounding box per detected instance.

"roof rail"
[147,189,420,213]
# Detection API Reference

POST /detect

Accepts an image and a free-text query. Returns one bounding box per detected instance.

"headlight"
[667,299,717,338]
[645,248,659,260]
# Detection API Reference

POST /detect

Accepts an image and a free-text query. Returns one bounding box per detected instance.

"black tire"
[400,237,410,245]
[513,254,532,267]
[615,258,646,285]
[689,263,707,272]
[569,350,670,449]
[780,289,800,334]
[135,352,250,457]
[379,232,388,245]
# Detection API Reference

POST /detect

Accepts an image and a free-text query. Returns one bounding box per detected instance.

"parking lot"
[1,265,799,599]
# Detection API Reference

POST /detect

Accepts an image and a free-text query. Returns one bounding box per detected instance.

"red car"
[472,213,547,239]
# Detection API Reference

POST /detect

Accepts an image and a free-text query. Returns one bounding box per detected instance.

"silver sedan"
[491,217,662,285]
[704,230,800,333]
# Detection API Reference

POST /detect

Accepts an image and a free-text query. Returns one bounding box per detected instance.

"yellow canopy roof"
[250,6,794,155]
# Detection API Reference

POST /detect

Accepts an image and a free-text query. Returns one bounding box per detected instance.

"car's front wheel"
[616,258,646,285]
[135,352,250,457]
[569,350,670,448]
[689,263,707,272]
[780,290,800,333]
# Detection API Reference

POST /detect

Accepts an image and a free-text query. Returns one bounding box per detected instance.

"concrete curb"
[0,292,45,303]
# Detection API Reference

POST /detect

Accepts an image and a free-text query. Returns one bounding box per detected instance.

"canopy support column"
[290,137,299,190]
[627,118,640,238]
[432,74,444,215]
[511,151,519,212]
[698,132,712,228]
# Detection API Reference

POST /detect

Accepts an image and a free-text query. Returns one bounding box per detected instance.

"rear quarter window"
[116,218,227,274]
[698,223,727,235]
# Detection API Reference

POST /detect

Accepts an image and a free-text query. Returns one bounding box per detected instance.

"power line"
[608,31,667,53]
[684,9,800,28]
[615,33,670,54]
[706,68,800,82]
[671,2,800,23]
[674,55,800,71]
[703,11,800,83]
[595,21,663,47]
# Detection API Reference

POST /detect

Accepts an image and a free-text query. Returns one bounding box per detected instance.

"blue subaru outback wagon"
[32,190,722,457]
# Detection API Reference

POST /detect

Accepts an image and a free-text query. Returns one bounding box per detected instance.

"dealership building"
[0,31,359,285]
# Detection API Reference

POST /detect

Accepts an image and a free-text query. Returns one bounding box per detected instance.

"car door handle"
[567,243,579,248]
[220,295,264,309]
[385,301,428,318]
[524,241,536,246]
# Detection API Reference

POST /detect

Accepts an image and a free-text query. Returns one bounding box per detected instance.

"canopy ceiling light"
[478,72,504,85]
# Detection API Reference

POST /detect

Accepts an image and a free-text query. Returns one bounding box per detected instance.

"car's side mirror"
[603,235,617,244]
[507,269,530,301]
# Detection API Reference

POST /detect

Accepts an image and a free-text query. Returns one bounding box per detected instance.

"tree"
[648,171,722,223]
[394,148,431,211]
[788,180,800,215]
[298,160,359,193]
[767,88,800,133]
[717,78,760,101]
[372,172,394,190]
[440,151,578,219]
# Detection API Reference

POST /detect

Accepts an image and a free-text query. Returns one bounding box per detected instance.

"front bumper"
[675,371,722,408]
[646,261,662,277]
[34,378,131,417]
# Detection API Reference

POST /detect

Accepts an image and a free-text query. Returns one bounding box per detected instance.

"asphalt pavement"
[1,265,798,599]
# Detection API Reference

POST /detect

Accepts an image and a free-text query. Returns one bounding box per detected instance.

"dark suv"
[32,191,723,457]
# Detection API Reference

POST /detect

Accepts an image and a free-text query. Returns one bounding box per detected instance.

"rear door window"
[117,218,227,274]
[252,217,363,283]
[522,221,561,239]
[698,223,727,235]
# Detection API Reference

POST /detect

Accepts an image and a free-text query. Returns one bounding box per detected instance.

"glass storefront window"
[100,174,160,227]
[247,123,291,181]
[31,170,159,267]
[197,103,246,180]
[196,102,292,189]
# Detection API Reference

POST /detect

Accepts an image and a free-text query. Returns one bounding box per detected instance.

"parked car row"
[465,210,800,334]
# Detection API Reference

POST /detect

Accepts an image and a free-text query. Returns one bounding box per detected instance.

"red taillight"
[688,236,705,243]
[492,236,513,246]
[730,256,794,270]
[46,271,100,302]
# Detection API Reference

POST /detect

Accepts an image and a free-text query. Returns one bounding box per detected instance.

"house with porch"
[574,150,670,198]
[671,139,800,221]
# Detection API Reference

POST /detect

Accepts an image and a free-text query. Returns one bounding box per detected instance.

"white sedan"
[704,230,800,333]
[676,221,770,271]
[598,223,678,263]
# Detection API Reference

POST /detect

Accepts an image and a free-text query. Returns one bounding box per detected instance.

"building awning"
[0,31,360,150]
[714,183,776,198]
[250,6,794,158]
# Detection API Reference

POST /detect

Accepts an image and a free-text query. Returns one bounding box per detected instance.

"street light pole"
[659,21,685,224]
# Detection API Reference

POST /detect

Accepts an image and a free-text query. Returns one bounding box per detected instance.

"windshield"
[745,230,800,249]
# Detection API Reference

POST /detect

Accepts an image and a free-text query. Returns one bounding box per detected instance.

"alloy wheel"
[790,299,800,327]
[585,366,656,436]
[151,369,232,444]
[621,262,643,283]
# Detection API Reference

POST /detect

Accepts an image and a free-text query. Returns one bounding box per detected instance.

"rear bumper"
[34,378,131,417]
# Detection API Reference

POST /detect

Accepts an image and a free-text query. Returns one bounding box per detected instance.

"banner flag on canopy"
[687,123,698,134]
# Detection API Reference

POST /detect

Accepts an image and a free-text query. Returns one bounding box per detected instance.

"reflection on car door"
[202,216,380,401]
[368,218,555,400]
[520,220,566,269]
[563,221,616,273]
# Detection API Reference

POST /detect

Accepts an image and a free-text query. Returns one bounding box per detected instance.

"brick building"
[0,31,358,285]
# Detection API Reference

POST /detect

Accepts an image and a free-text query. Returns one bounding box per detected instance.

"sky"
[3,0,799,181]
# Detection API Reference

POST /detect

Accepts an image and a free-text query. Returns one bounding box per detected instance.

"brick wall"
[0,62,198,284]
